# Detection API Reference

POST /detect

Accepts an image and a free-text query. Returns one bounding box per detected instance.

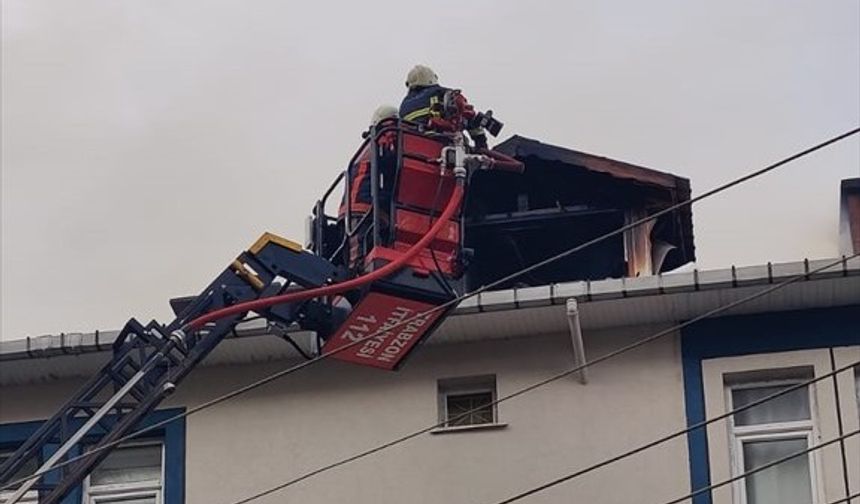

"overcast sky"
[2,0,858,340]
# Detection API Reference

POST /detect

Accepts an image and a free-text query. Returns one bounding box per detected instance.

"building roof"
[493,135,695,271]
[495,135,689,191]
[2,256,858,386]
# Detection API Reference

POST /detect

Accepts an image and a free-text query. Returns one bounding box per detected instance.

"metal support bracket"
[566,298,588,385]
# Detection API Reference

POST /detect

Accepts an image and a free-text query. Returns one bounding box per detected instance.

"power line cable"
[487,358,860,504]
[829,348,852,498]
[657,429,860,504]
[827,492,860,504]
[2,128,857,495]
[450,127,858,293]
[227,253,859,504]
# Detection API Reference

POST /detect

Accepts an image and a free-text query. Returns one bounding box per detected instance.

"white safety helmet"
[370,104,399,125]
[405,64,439,89]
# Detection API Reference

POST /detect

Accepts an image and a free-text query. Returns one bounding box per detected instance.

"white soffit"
[1,257,858,385]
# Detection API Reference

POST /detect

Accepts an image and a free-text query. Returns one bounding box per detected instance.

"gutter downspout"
[566,298,588,385]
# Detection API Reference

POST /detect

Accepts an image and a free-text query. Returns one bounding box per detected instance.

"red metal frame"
[314,121,465,370]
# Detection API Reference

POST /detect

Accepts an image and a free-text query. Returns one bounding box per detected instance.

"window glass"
[742,438,813,504]
[855,367,859,417]
[446,392,494,426]
[438,375,497,428]
[90,445,161,486]
[732,385,810,426]
[93,497,157,504]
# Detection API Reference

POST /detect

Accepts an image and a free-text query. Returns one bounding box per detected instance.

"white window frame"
[832,346,860,501]
[434,375,507,432]
[441,386,496,426]
[0,490,38,504]
[81,441,164,504]
[701,349,848,504]
[725,378,820,504]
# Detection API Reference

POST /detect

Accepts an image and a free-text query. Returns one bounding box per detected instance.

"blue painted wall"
[1,408,185,504]
[681,305,860,504]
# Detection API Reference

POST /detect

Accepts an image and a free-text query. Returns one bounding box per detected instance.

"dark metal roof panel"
[841,178,860,193]
[494,135,689,191]
[493,135,695,269]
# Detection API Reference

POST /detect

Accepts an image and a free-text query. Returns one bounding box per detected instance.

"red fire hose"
[186,181,465,330]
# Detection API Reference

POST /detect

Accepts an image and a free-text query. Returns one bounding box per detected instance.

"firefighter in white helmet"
[399,64,489,149]
[370,104,399,126]
[337,105,399,270]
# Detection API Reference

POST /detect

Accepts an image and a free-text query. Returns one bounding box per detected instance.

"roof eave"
[1,257,857,386]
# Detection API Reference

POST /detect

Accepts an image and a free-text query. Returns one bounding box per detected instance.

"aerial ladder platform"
[0,111,523,503]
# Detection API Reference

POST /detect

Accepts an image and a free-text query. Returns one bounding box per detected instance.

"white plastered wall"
[0,325,693,504]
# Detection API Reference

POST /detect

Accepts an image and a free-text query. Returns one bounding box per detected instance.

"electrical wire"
[827,493,860,504]
[657,429,860,504]
[502,234,545,286]
[184,181,465,330]
[276,332,314,360]
[191,125,856,333]
[0,182,463,499]
[1,128,857,496]
[829,348,852,496]
[2,130,856,495]
[224,254,859,504]
[487,357,860,504]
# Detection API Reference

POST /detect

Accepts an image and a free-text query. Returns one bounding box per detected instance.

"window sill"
[430,422,508,434]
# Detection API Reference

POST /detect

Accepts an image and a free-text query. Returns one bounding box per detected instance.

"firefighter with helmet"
[400,64,489,149]
[338,104,399,270]
[370,104,398,126]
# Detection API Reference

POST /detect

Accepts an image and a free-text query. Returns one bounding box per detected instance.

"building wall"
[0,324,692,504]
[682,306,860,504]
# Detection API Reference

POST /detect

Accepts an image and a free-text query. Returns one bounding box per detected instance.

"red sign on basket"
[322,292,445,370]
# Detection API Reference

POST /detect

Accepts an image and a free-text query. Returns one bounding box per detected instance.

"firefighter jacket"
[399,84,447,125]
[338,131,397,218]
[399,85,487,147]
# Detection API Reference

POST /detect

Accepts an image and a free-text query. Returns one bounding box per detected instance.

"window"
[691,323,860,504]
[0,409,183,504]
[83,444,164,504]
[0,449,38,503]
[700,351,844,504]
[727,378,818,504]
[437,375,498,428]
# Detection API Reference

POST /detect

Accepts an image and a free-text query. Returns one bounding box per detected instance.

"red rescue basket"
[310,120,464,370]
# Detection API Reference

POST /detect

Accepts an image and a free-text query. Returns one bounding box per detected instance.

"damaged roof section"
[840,178,860,255]
[495,135,688,190]
[463,135,695,290]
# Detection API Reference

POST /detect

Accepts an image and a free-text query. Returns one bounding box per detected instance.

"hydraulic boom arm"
[0,234,339,504]
[0,124,499,504]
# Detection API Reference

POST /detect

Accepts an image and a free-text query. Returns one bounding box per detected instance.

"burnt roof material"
[493,135,695,270]
[494,135,688,191]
